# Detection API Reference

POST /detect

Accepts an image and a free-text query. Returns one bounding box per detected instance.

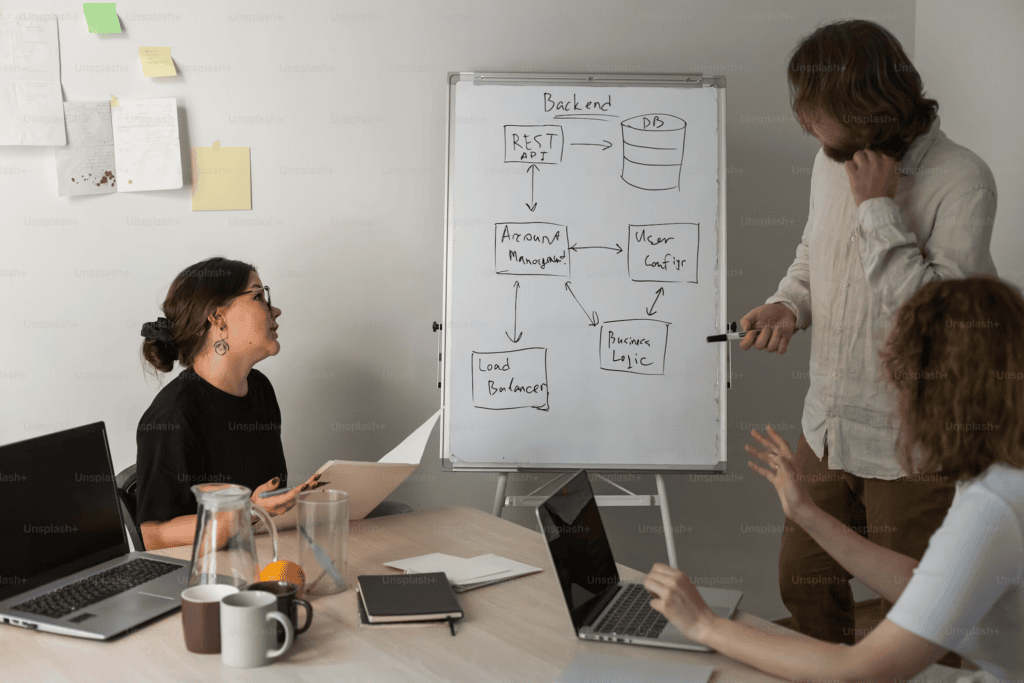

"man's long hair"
[787,19,938,161]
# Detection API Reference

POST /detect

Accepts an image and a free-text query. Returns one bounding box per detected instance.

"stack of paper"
[384,552,542,593]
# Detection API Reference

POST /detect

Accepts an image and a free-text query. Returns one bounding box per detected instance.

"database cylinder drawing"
[620,114,687,191]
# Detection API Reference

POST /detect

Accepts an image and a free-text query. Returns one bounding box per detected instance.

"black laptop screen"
[0,423,128,601]
[537,471,621,631]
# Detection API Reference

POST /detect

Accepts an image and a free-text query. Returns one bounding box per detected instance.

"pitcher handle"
[251,504,279,567]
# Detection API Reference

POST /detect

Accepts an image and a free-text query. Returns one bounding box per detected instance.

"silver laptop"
[0,422,191,640]
[536,469,742,652]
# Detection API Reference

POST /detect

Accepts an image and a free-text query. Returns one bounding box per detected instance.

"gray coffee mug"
[220,591,293,668]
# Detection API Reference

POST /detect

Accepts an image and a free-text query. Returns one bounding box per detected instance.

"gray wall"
[5,0,1016,623]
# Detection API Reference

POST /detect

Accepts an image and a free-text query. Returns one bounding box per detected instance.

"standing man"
[739,19,998,655]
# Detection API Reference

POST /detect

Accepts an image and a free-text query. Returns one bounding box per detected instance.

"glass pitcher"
[187,484,279,588]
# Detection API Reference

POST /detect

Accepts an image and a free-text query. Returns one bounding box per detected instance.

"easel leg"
[492,473,509,517]
[655,474,678,568]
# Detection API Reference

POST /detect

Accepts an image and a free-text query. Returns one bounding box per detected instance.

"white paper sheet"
[110,98,182,191]
[383,552,543,590]
[383,553,509,585]
[254,410,441,534]
[378,408,442,463]
[55,101,116,196]
[0,15,66,146]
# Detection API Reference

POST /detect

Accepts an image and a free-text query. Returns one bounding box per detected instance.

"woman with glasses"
[135,257,319,550]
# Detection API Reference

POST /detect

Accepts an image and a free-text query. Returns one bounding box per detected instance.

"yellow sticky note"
[190,142,252,211]
[139,47,176,77]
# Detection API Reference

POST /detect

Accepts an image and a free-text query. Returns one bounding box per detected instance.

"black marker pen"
[706,331,748,342]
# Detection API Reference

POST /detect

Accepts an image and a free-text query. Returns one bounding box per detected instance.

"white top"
[766,115,999,478]
[887,463,1024,677]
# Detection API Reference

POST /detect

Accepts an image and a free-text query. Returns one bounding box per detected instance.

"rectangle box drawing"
[599,319,670,375]
[627,223,699,283]
[504,125,564,164]
[495,222,570,277]
[472,348,549,411]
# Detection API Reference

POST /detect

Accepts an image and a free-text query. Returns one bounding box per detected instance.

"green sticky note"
[83,3,121,33]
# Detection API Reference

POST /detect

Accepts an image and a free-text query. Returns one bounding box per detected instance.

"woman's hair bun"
[142,338,177,373]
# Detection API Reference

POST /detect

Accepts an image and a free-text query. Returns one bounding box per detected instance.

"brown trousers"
[780,433,960,665]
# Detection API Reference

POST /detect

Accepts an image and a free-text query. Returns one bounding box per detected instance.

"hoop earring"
[214,326,229,356]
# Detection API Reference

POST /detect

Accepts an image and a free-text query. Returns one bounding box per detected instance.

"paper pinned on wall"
[82,3,120,33]
[139,47,176,77]
[110,97,182,191]
[0,15,67,146]
[55,101,116,196]
[190,140,252,210]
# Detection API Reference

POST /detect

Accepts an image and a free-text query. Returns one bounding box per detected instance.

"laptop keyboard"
[11,559,180,619]
[593,583,669,638]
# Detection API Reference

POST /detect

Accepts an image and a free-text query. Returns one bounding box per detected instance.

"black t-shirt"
[135,367,287,524]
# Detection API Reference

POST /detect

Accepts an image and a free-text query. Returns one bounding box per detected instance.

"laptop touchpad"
[90,591,176,616]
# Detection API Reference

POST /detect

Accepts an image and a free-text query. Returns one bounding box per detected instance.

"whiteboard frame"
[440,72,728,473]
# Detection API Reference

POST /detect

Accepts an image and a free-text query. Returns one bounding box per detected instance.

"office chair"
[114,464,145,551]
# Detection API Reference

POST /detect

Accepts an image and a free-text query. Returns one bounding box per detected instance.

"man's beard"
[821,138,869,163]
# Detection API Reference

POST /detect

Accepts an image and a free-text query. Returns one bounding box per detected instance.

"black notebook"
[357,572,464,624]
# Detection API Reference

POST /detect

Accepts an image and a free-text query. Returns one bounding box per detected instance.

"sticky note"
[139,47,176,77]
[190,142,252,211]
[83,3,120,33]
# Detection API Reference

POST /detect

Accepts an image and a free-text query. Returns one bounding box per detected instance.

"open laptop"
[0,422,191,640]
[536,469,742,652]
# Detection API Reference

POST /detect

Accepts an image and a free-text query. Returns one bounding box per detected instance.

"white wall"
[2,0,979,623]
[915,0,1024,284]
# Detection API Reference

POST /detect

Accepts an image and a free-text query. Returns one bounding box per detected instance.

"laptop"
[0,422,191,640]
[536,469,742,652]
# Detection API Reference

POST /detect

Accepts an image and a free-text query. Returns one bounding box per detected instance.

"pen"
[706,331,748,342]
[258,480,328,498]
[258,485,297,498]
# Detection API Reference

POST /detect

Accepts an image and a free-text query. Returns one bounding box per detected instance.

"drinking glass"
[296,490,349,595]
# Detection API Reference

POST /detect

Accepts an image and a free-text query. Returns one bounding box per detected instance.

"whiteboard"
[442,73,727,471]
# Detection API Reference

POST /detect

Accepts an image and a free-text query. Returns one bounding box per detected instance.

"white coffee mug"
[219,590,294,668]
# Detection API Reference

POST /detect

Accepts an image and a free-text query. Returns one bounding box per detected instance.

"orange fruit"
[258,559,305,589]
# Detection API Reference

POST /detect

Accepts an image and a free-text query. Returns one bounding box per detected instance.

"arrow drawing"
[525,164,539,212]
[505,281,523,343]
[646,287,665,316]
[565,281,599,327]
[570,140,613,151]
[569,243,622,254]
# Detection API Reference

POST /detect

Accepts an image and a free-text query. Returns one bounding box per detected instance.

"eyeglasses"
[241,285,272,311]
[256,285,272,311]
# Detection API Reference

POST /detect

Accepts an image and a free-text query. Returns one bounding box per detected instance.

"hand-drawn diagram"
[473,105,699,409]
[621,114,687,191]
[599,319,670,375]
[504,125,564,164]
[495,222,570,276]
[471,348,549,411]
[627,223,699,283]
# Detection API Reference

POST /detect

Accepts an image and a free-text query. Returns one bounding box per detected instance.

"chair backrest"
[114,464,145,551]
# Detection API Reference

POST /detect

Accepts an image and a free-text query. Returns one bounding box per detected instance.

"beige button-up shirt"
[766,116,998,479]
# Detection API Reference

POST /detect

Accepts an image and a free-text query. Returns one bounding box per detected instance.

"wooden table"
[2,506,965,683]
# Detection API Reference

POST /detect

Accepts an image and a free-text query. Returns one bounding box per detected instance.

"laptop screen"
[537,470,621,631]
[0,423,128,602]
